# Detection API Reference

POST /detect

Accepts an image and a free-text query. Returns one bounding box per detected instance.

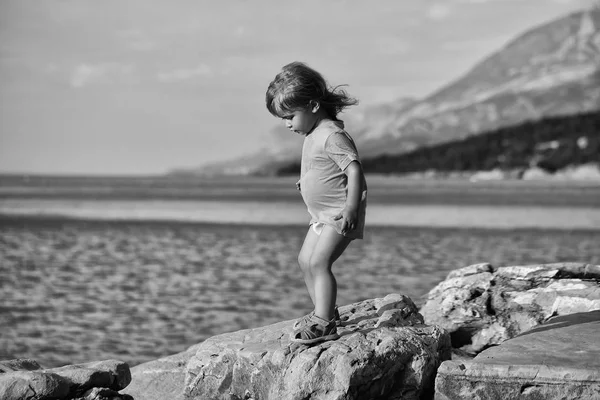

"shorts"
[311,221,326,235]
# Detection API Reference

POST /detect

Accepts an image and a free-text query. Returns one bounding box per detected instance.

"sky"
[0,0,593,175]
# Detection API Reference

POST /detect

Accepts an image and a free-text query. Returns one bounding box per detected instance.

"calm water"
[1,217,599,368]
[1,175,599,368]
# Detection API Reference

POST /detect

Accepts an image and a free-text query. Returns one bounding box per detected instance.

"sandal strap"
[293,311,315,329]
[294,314,336,341]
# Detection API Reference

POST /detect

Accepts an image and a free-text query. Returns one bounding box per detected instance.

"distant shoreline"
[2,212,600,233]
[1,174,599,207]
[1,175,598,230]
[1,199,599,231]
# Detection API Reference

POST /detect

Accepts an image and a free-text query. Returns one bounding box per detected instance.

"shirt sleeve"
[325,132,360,171]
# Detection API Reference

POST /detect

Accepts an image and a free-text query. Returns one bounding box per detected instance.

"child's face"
[281,107,319,136]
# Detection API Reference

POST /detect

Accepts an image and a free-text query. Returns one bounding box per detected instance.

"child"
[265,62,367,344]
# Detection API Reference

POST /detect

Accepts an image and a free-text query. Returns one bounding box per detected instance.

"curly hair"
[266,62,358,119]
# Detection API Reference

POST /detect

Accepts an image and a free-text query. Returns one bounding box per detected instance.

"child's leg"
[309,225,353,321]
[297,226,321,306]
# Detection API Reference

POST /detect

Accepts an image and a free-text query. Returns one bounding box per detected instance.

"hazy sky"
[0,0,592,175]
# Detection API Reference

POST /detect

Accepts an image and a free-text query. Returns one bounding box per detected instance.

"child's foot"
[290,314,340,344]
[293,306,341,329]
[293,310,315,330]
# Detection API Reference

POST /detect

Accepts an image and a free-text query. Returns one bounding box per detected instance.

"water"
[1,175,599,368]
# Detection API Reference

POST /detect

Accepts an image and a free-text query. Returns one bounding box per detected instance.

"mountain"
[360,111,600,175]
[353,8,600,157]
[176,9,600,176]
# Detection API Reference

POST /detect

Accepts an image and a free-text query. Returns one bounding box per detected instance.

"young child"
[265,62,367,344]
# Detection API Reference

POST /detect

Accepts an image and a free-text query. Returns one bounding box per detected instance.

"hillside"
[276,111,600,176]
[176,9,600,176]
[352,8,600,157]
[361,111,600,175]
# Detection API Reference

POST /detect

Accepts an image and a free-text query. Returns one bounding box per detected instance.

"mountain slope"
[178,9,600,176]
[360,111,600,175]
[355,8,600,154]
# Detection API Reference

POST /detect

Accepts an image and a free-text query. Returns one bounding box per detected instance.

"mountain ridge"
[172,9,600,177]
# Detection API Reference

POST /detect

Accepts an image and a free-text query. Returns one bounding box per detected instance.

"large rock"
[435,310,600,400]
[0,370,70,400]
[420,262,600,354]
[0,359,44,372]
[53,359,132,396]
[122,344,204,400]
[0,359,132,400]
[184,294,451,400]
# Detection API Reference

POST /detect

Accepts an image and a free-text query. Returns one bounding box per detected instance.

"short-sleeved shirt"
[299,119,367,239]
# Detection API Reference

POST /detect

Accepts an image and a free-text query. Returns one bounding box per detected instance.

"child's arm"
[334,160,364,234]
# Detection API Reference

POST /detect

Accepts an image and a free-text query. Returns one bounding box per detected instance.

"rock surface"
[420,262,600,354]
[435,310,600,400]
[0,359,133,400]
[122,344,204,400]
[184,294,451,400]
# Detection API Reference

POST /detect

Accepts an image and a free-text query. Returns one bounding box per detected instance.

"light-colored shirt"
[299,119,367,239]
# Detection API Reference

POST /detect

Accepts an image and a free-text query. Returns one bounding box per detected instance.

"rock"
[0,371,70,400]
[555,163,600,181]
[521,166,552,180]
[420,262,600,354]
[122,344,204,400]
[0,359,132,400]
[74,387,134,400]
[435,310,600,400]
[50,359,132,395]
[0,358,43,372]
[469,168,506,181]
[184,294,451,400]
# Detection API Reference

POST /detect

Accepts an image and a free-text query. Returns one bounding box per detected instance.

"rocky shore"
[436,310,600,400]
[2,262,599,399]
[420,262,600,356]
[422,262,600,400]
[0,359,132,400]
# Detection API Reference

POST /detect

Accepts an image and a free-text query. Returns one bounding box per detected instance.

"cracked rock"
[184,293,450,400]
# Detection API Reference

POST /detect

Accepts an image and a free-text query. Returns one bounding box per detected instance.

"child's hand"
[296,180,301,191]
[333,207,358,235]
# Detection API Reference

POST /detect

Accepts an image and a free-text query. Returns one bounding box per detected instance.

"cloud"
[427,3,452,20]
[156,64,212,82]
[70,63,134,88]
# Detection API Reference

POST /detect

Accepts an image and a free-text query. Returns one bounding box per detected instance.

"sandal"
[290,314,340,344]
[293,306,341,329]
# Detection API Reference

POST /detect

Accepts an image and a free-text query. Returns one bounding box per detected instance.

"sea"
[1,174,599,368]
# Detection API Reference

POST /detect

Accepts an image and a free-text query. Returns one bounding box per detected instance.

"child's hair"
[266,61,358,119]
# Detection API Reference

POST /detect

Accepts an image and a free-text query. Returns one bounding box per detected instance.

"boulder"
[420,262,600,354]
[0,359,132,400]
[521,166,552,180]
[435,310,600,400]
[51,359,132,395]
[122,344,204,400]
[184,294,451,400]
[73,387,134,400]
[556,163,600,181]
[0,358,43,372]
[0,370,70,400]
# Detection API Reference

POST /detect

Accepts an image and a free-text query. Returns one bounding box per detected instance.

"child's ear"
[309,100,320,113]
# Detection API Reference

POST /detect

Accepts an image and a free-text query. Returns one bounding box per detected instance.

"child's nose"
[285,120,292,128]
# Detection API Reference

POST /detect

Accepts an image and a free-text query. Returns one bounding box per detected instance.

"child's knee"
[308,257,330,274]
[298,254,310,272]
